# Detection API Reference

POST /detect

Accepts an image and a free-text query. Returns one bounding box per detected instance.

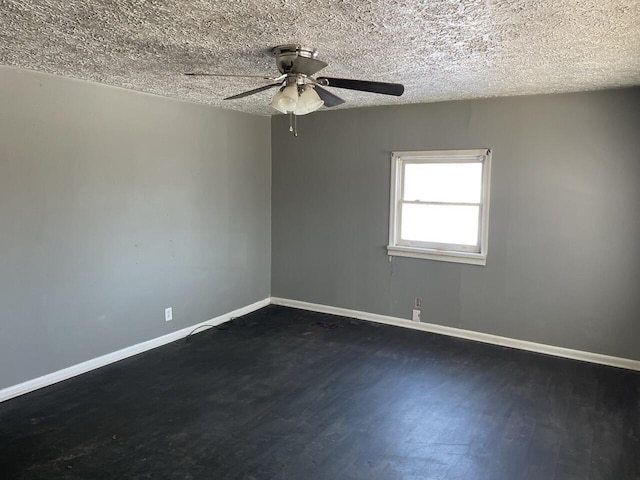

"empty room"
[1,1,639,479]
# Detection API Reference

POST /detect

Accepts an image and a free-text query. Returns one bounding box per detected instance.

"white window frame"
[387,149,491,266]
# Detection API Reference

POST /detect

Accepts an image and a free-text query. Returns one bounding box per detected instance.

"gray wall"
[272,88,640,360]
[0,66,271,389]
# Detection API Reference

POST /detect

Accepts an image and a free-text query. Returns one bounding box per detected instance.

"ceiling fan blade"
[185,73,278,80]
[317,77,404,96]
[290,56,328,76]
[224,83,282,100]
[314,85,345,107]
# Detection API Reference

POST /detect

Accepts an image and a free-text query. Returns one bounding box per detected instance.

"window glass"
[403,163,482,203]
[401,204,479,246]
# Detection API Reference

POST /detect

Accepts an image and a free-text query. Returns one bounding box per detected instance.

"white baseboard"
[4,295,637,404]
[270,297,640,372]
[0,298,270,403]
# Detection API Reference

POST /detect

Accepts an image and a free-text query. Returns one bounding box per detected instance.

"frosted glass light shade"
[281,84,298,108]
[294,87,324,115]
[270,90,292,113]
[270,91,285,113]
[270,84,298,113]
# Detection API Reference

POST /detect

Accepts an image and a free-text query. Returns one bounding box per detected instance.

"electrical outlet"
[412,309,421,322]
[165,307,173,322]
[415,297,422,308]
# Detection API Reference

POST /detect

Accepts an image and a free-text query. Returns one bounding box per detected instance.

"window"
[388,149,491,265]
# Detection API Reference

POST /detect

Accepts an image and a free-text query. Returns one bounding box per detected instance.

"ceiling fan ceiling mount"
[270,44,319,74]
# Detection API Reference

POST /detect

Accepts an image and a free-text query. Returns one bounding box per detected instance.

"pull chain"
[288,112,298,137]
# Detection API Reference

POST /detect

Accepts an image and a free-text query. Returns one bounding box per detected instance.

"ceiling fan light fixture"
[269,90,289,113]
[294,86,324,115]
[192,45,404,134]
[280,83,298,113]
[274,84,299,113]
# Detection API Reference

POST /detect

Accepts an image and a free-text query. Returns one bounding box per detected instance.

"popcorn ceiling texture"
[1,0,639,115]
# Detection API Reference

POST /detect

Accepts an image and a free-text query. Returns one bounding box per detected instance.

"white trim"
[270,297,640,372]
[386,245,487,265]
[0,298,270,403]
[6,295,637,404]
[388,149,491,266]
[392,149,490,159]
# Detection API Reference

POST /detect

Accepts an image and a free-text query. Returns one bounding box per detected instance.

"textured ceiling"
[1,0,639,115]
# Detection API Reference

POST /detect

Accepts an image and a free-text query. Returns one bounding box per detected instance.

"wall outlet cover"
[412,309,421,322]
[165,307,173,322]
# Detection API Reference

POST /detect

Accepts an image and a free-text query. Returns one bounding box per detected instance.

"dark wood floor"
[1,305,639,479]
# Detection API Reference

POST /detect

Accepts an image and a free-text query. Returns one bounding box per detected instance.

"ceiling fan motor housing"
[271,44,318,74]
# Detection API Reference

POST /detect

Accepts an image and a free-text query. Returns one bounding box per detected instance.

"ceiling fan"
[185,44,405,135]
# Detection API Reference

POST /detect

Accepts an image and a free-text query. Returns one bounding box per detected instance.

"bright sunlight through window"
[388,149,491,265]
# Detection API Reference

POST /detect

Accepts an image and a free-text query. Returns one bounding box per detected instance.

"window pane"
[403,162,482,203]
[401,204,479,246]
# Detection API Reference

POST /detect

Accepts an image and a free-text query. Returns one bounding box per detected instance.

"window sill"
[386,245,487,266]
